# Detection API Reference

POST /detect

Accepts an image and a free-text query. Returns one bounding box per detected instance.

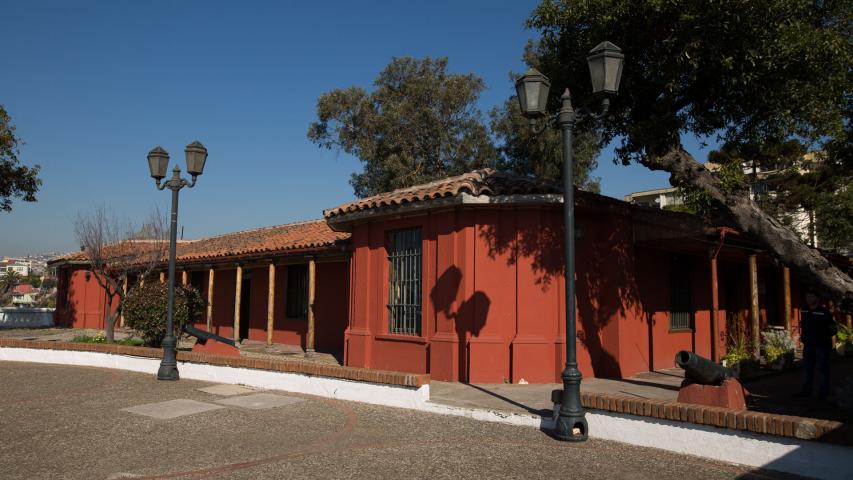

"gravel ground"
[0,361,804,480]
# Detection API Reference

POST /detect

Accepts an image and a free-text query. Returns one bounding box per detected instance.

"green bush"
[123,282,205,347]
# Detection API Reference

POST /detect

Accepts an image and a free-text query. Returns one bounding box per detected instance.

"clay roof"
[49,220,349,267]
[175,219,348,263]
[13,284,35,294]
[323,168,562,219]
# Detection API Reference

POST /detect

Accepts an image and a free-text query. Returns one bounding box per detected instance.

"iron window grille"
[670,257,692,331]
[286,264,309,319]
[387,228,422,335]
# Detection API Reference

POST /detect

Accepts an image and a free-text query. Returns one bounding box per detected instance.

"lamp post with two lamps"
[515,41,624,441]
[146,141,208,381]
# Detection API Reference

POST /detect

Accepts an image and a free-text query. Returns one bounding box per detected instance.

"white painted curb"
[2,347,849,479]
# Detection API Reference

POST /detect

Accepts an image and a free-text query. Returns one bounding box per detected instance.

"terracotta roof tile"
[175,219,348,263]
[323,168,561,219]
[50,220,349,266]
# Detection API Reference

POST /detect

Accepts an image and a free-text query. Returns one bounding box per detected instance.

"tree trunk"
[105,309,119,343]
[642,146,853,298]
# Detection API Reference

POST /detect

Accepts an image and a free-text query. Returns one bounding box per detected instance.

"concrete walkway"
[430,369,681,418]
[431,358,853,423]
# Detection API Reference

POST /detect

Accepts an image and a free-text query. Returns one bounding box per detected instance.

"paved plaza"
[0,361,801,479]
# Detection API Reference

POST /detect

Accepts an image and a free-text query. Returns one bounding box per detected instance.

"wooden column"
[749,254,760,359]
[234,264,243,342]
[267,263,276,346]
[206,267,215,331]
[710,253,719,363]
[306,257,316,353]
[181,270,188,286]
[119,276,128,328]
[783,266,792,333]
[159,271,165,283]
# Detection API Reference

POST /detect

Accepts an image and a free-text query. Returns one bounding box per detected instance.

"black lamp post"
[147,141,208,381]
[515,41,624,441]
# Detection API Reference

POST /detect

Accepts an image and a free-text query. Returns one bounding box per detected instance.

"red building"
[52,169,830,383]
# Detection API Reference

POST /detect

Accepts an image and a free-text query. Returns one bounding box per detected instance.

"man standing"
[796,291,836,399]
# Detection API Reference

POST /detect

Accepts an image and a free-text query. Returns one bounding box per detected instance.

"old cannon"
[674,350,732,385]
[674,350,747,409]
[182,324,240,356]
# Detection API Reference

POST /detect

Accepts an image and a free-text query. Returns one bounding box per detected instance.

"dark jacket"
[800,306,835,349]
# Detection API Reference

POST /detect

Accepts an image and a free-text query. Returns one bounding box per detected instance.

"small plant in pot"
[836,323,853,357]
[761,329,796,370]
[721,332,756,378]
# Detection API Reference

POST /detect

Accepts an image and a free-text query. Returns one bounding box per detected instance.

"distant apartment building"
[1,258,31,277]
[623,187,683,209]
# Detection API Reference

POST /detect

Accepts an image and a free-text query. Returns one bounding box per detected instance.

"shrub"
[761,329,796,363]
[123,282,205,347]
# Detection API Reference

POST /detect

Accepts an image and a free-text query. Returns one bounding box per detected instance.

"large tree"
[706,139,853,252]
[528,0,853,295]
[0,105,41,212]
[491,89,602,192]
[73,206,167,343]
[308,57,498,197]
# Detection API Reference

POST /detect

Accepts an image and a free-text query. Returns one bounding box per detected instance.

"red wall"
[344,206,645,383]
[342,203,804,383]
[55,266,115,330]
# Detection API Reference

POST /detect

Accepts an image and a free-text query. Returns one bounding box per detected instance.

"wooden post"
[234,264,243,342]
[182,270,188,286]
[306,257,316,353]
[749,254,760,359]
[267,262,275,346]
[206,267,215,331]
[783,266,792,334]
[710,253,719,363]
[159,271,165,283]
[120,276,128,328]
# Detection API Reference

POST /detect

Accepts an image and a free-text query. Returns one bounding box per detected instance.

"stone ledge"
[577,391,852,446]
[0,339,429,388]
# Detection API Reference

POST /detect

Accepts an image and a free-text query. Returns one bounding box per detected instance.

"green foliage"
[0,105,41,212]
[661,203,696,215]
[71,333,144,346]
[528,0,851,165]
[0,270,21,294]
[22,275,42,288]
[837,323,853,345]
[707,138,853,251]
[308,57,498,197]
[490,96,601,192]
[721,332,751,367]
[123,282,205,347]
[35,293,55,308]
[761,329,796,362]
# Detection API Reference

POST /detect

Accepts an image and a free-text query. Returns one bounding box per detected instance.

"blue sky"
[1,0,715,257]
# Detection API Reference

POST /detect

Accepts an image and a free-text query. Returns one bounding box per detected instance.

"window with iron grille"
[670,258,692,331]
[286,265,308,319]
[387,228,422,335]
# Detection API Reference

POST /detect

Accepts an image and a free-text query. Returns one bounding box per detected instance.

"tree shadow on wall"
[430,266,490,382]
[479,214,643,378]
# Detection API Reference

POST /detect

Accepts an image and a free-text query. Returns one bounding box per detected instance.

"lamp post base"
[554,411,589,442]
[553,366,587,442]
[157,335,180,381]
